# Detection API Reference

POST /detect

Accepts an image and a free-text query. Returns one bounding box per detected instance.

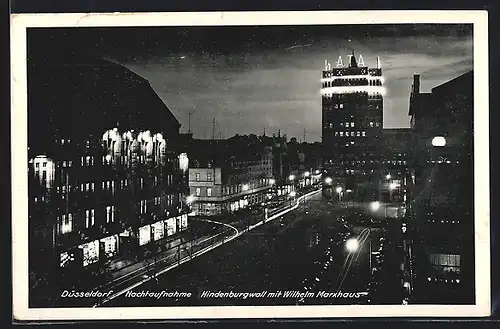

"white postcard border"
[11,10,490,320]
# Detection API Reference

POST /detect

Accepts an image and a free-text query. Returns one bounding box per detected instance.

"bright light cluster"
[320,86,386,96]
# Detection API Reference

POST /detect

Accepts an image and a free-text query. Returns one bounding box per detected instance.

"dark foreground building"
[321,52,385,201]
[407,71,474,304]
[28,55,189,306]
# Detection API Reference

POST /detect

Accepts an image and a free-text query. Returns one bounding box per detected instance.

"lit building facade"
[28,56,189,306]
[321,52,385,201]
[187,136,274,216]
[407,71,474,304]
[379,128,413,204]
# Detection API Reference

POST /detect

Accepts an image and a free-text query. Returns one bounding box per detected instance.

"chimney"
[413,74,420,94]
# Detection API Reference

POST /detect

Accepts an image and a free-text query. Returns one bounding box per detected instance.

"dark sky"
[28,24,473,141]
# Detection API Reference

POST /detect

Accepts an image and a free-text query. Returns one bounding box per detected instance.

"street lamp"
[345,238,359,253]
[242,184,249,191]
[325,177,333,185]
[386,174,391,180]
[432,136,446,147]
[304,171,310,177]
[269,178,276,185]
[370,201,380,211]
[186,195,195,204]
[289,174,295,181]
[336,186,343,202]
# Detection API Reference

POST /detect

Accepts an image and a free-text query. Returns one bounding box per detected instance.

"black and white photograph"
[11,11,490,320]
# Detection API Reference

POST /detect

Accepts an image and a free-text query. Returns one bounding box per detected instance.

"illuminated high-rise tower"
[321,51,385,200]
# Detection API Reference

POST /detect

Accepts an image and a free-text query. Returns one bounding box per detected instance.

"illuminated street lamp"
[389,182,398,190]
[370,201,380,211]
[432,136,446,147]
[242,184,249,191]
[186,195,195,204]
[289,191,297,198]
[269,178,276,185]
[336,186,343,202]
[345,238,359,253]
[289,174,295,181]
[386,174,391,180]
[315,170,321,175]
[324,177,333,185]
[304,171,311,177]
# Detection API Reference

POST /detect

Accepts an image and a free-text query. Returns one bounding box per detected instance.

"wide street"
[102,191,405,307]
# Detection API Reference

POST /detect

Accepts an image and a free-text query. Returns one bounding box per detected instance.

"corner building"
[321,53,385,200]
[28,55,189,306]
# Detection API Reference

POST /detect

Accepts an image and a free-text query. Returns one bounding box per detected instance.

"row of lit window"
[426,160,460,164]
[334,131,367,137]
[58,196,179,234]
[427,277,460,284]
[195,172,212,182]
[322,93,384,98]
[428,219,461,224]
[195,187,212,197]
[59,175,173,195]
[60,206,114,234]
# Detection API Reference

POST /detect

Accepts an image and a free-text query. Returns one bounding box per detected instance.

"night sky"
[28,24,473,141]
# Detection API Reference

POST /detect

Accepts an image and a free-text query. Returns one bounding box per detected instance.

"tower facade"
[321,52,385,201]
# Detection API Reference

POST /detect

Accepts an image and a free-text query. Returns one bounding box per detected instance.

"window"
[61,214,72,234]
[356,131,360,137]
[376,122,380,127]
[106,206,112,223]
[85,209,95,228]
[207,173,212,181]
[140,178,144,189]
[335,132,338,136]
[43,162,47,168]
[35,163,39,169]
[140,200,147,214]
[362,131,366,137]
[340,132,344,137]
[339,104,344,109]
[369,122,374,127]
[350,122,354,127]
[195,173,200,181]
[195,188,201,196]
[207,188,212,197]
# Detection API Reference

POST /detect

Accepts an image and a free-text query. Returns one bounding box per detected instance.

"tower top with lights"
[321,50,385,96]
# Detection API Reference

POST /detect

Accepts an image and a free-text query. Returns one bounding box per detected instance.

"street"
[102,191,405,307]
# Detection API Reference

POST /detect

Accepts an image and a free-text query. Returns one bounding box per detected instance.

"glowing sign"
[321,75,383,82]
[432,136,446,147]
[321,86,386,96]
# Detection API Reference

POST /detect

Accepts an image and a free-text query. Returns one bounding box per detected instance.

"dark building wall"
[408,71,474,304]
[28,55,188,306]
